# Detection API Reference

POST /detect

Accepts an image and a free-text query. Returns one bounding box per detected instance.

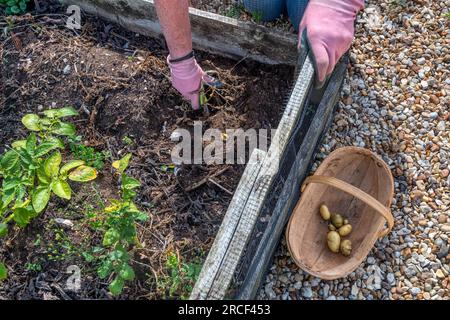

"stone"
[438,214,448,224]
[410,287,421,295]
[53,218,74,229]
[301,287,313,299]
[386,273,396,285]
[351,284,359,296]
[63,65,71,75]
[435,269,445,279]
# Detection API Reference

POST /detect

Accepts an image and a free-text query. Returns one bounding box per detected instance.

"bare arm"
[154,0,192,59]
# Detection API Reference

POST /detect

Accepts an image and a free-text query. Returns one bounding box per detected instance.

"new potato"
[338,224,352,237]
[327,231,341,253]
[331,213,344,228]
[340,239,352,256]
[320,204,331,220]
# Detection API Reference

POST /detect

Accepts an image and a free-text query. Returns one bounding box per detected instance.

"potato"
[340,239,352,256]
[327,231,341,253]
[319,204,331,221]
[344,219,349,225]
[338,224,352,237]
[331,214,344,228]
[328,224,336,231]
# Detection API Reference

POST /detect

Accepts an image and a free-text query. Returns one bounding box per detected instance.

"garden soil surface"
[0,9,293,299]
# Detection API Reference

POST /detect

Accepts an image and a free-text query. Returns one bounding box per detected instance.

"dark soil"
[0,9,293,299]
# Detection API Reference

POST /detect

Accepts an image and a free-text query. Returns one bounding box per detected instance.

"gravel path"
[259,0,449,300]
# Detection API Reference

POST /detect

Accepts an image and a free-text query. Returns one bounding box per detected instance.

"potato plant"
[96,154,148,296]
[0,107,97,279]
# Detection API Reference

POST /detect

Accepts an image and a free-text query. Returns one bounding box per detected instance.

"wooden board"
[60,0,298,65]
[191,56,315,300]
[190,148,266,299]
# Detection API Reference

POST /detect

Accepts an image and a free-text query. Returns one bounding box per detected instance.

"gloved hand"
[167,53,215,110]
[299,0,364,84]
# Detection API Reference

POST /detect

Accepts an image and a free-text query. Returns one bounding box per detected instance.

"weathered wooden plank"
[60,0,298,65]
[190,148,266,299]
[235,56,349,299]
[192,56,315,300]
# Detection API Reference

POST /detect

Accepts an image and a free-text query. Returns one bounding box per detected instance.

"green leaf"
[1,188,16,209]
[103,228,120,247]
[22,114,41,131]
[0,263,7,281]
[19,0,26,10]
[60,160,85,176]
[11,140,26,150]
[42,107,78,118]
[17,148,33,167]
[57,106,79,118]
[26,133,37,153]
[109,276,125,296]
[37,165,51,185]
[119,264,135,281]
[82,252,95,263]
[3,178,20,191]
[122,174,140,190]
[44,151,61,177]
[98,260,113,279]
[34,137,64,157]
[133,211,148,222]
[32,186,51,213]
[123,189,136,201]
[51,179,71,200]
[13,207,34,227]
[112,153,132,174]
[1,150,20,171]
[53,122,76,136]
[0,223,8,238]
[68,165,97,182]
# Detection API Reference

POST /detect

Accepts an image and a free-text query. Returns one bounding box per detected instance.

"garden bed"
[0,10,293,299]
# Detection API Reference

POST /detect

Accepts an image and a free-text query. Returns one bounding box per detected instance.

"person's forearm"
[154,0,192,59]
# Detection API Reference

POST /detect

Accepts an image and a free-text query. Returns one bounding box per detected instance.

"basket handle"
[301,175,394,238]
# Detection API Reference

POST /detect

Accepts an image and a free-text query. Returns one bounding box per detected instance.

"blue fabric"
[242,0,308,30]
[243,0,286,22]
[286,0,309,31]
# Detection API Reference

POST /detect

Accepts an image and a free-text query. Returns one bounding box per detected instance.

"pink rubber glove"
[299,0,364,83]
[167,54,214,110]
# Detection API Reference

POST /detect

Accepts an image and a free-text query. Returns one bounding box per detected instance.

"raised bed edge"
[60,0,298,65]
[235,55,349,299]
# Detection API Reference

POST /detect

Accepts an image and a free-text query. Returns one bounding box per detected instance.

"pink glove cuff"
[167,55,204,95]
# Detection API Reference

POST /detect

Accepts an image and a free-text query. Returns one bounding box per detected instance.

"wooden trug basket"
[286,147,395,280]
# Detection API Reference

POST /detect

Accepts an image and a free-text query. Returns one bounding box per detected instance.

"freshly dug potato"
[327,231,341,253]
[338,224,352,237]
[344,219,349,225]
[328,224,336,231]
[340,239,352,256]
[319,204,331,221]
[331,213,344,228]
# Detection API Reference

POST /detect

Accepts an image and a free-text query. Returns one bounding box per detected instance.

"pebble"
[53,218,74,229]
[62,64,71,75]
[410,287,421,295]
[435,270,445,279]
[301,287,313,299]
